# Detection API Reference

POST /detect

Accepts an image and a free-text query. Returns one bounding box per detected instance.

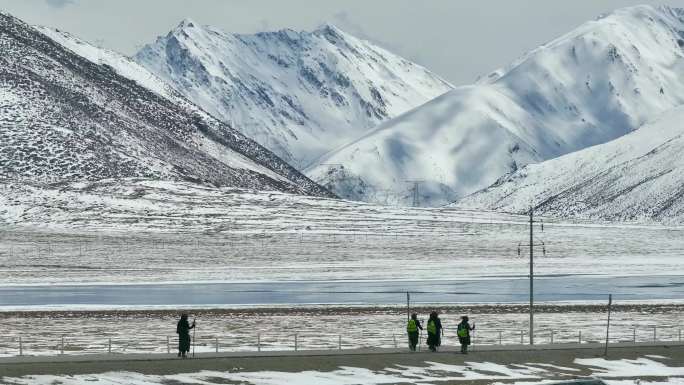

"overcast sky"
[3,0,684,85]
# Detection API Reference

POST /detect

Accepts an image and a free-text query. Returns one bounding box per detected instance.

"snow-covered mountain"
[455,105,684,223]
[0,12,331,197]
[134,20,452,167]
[308,5,684,206]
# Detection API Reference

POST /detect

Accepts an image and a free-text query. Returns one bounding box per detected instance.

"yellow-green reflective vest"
[407,319,417,333]
[427,320,437,334]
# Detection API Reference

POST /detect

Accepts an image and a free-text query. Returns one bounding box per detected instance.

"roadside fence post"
[499,330,502,345]
[167,336,170,353]
[338,335,342,350]
[520,330,524,344]
[393,334,397,348]
[257,333,261,352]
[578,331,582,344]
[215,337,219,353]
[109,338,112,354]
[294,334,298,351]
[653,326,657,342]
[60,336,64,355]
[550,330,554,345]
[633,328,636,343]
[679,329,682,342]
[418,330,422,352]
[19,336,23,356]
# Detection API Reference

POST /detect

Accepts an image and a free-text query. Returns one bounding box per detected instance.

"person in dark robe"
[176,313,195,358]
[426,311,440,351]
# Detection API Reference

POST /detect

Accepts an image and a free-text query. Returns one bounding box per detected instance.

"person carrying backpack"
[406,313,423,351]
[457,315,475,354]
[426,311,440,352]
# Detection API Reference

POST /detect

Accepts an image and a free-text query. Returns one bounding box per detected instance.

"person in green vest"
[426,311,442,352]
[406,313,423,351]
[457,315,475,354]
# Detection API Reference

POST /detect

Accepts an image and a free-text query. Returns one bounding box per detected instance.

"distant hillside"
[0,12,331,197]
[308,5,684,206]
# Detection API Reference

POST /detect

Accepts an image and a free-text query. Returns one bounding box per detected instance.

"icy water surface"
[1,275,683,308]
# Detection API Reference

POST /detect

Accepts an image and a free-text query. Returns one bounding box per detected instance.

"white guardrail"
[1,326,682,357]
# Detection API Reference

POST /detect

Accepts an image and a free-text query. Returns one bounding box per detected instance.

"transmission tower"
[405,180,424,207]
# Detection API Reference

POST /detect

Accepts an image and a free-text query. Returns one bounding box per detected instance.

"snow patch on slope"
[36,26,177,101]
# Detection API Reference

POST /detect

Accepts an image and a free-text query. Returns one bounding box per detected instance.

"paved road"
[1,342,682,378]
[2,275,684,307]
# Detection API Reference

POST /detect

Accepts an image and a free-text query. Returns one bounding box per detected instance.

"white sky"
[3,0,684,85]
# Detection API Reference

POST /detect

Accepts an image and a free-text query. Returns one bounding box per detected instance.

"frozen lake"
[2,275,683,308]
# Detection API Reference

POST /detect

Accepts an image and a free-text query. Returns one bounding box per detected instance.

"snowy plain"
[1,179,684,286]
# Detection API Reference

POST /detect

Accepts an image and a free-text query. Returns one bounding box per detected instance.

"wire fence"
[1,325,681,357]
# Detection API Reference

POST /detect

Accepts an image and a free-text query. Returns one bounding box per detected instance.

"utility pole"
[406,292,410,321]
[605,294,612,356]
[529,208,534,346]
[517,206,545,345]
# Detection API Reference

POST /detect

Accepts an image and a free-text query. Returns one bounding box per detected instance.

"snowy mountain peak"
[1,11,331,196]
[312,22,346,37]
[308,4,684,206]
[176,18,199,30]
[134,21,452,168]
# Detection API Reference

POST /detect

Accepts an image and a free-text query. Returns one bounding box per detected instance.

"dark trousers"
[408,331,419,351]
[459,336,471,354]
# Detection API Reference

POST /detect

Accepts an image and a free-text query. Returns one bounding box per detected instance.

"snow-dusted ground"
[1,179,684,286]
[2,357,684,384]
[0,305,681,357]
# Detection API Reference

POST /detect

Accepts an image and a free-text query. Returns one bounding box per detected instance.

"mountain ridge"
[307,4,684,206]
[0,11,332,197]
[454,104,684,223]
[134,20,453,167]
